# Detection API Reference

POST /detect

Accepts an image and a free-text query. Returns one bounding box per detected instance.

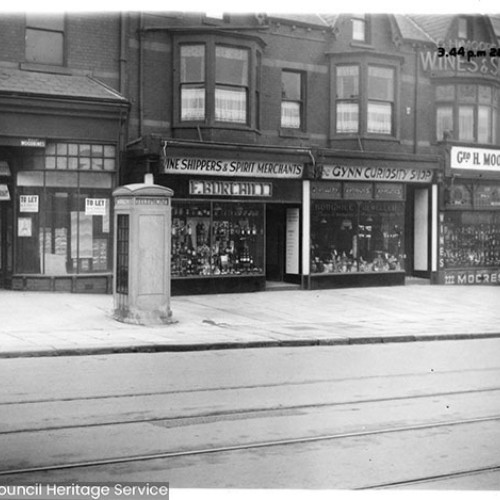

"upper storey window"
[435,84,498,145]
[178,39,252,127]
[351,15,367,43]
[281,70,304,129]
[25,14,65,66]
[335,63,395,136]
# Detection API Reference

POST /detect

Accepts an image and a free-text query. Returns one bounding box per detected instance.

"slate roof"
[490,15,500,38]
[393,14,434,43]
[406,15,454,43]
[0,67,127,103]
[268,13,330,27]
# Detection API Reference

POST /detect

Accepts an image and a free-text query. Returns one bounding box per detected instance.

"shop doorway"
[0,202,13,289]
[265,204,301,288]
[405,186,432,279]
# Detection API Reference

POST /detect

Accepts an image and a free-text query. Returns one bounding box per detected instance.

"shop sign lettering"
[311,182,342,199]
[85,198,108,216]
[190,180,272,197]
[135,198,170,205]
[0,184,10,200]
[444,269,500,285]
[344,182,373,200]
[19,195,39,213]
[20,138,46,148]
[451,146,500,172]
[164,157,303,179]
[322,165,433,183]
[420,49,500,77]
[374,183,405,200]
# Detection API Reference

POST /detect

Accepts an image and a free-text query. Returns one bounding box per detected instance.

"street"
[0,339,500,491]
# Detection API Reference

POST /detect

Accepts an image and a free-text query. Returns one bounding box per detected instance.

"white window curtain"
[336,102,359,133]
[215,87,246,123]
[458,106,474,141]
[478,106,492,143]
[436,106,453,141]
[181,87,205,121]
[367,102,392,134]
[281,101,301,128]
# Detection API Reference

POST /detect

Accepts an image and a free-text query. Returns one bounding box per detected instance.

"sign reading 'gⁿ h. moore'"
[451,146,500,172]
[164,157,303,179]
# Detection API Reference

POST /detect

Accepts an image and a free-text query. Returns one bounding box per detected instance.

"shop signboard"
[85,198,108,216]
[189,180,272,197]
[164,157,303,179]
[442,269,500,286]
[322,165,433,183]
[344,183,373,200]
[450,146,500,172]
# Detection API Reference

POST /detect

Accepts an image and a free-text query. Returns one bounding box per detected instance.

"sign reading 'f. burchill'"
[163,157,303,178]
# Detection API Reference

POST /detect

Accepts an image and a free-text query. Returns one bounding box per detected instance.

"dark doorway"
[0,201,13,288]
[265,204,285,282]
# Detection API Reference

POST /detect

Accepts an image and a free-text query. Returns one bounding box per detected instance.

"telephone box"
[112,174,174,325]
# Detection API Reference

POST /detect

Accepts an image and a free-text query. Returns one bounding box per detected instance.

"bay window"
[335,63,396,136]
[435,84,499,144]
[177,37,258,128]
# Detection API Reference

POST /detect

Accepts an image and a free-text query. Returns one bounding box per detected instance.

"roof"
[407,15,455,43]
[0,67,127,103]
[268,13,330,27]
[490,15,500,38]
[393,14,434,43]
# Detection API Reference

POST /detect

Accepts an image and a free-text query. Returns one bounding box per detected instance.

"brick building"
[0,12,499,293]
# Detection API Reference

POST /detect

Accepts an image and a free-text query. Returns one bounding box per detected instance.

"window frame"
[25,13,65,66]
[280,69,306,131]
[351,14,368,44]
[333,61,398,138]
[174,34,260,130]
[434,83,499,145]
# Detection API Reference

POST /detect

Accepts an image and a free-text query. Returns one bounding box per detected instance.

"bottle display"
[442,213,500,268]
[171,202,264,277]
[310,201,406,274]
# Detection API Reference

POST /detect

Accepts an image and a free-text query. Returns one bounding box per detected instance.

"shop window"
[281,70,304,129]
[442,211,500,269]
[15,143,115,276]
[180,44,206,121]
[336,65,360,133]
[25,13,64,66]
[335,63,395,136]
[435,84,498,144]
[171,201,264,277]
[311,200,405,274]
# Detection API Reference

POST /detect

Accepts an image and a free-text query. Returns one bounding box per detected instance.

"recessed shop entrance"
[265,204,301,288]
[405,185,432,279]
[0,201,13,289]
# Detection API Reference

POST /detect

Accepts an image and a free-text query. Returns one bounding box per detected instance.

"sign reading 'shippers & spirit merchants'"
[451,146,500,172]
[164,157,303,179]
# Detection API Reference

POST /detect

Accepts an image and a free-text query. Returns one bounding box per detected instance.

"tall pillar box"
[112,175,174,325]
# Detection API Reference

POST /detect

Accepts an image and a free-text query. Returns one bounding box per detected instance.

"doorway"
[265,204,301,287]
[0,201,13,289]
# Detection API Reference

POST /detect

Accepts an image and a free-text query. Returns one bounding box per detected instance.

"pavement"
[0,281,499,358]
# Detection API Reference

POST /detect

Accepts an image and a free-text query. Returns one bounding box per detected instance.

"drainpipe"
[138,12,144,138]
[413,44,419,155]
[119,12,127,95]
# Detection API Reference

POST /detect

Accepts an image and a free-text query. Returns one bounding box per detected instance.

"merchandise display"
[442,211,500,268]
[171,202,264,277]
[310,200,405,274]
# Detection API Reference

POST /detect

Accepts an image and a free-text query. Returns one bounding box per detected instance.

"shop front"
[306,153,439,289]
[0,72,128,293]
[438,146,500,286]
[153,141,308,295]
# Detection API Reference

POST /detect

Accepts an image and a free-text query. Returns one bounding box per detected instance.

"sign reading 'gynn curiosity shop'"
[164,157,303,179]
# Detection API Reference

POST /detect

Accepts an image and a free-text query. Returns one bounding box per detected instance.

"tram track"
[1,385,500,435]
[1,413,499,478]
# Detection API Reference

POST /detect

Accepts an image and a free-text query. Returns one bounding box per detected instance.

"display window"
[441,211,500,269]
[311,200,405,274]
[171,201,264,277]
[15,143,115,276]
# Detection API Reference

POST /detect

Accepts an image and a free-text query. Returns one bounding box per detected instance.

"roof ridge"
[404,14,436,43]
